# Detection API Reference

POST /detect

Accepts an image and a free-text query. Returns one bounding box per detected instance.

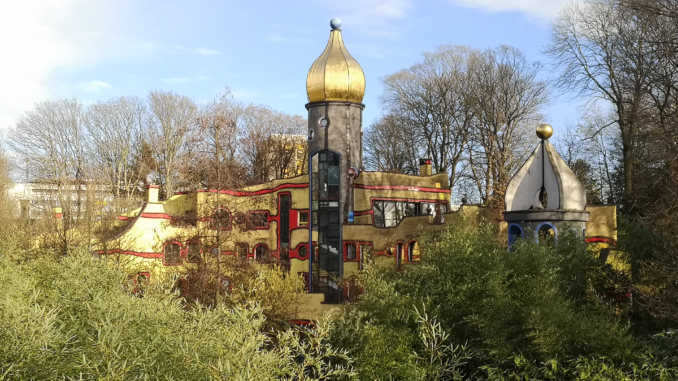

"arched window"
[254,244,269,261]
[397,242,404,269]
[407,241,420,262]
[537,223,556,247]
[508,224,523,248]
[164,242,182,265]
[211,208,231,230]
[186,241,201,263]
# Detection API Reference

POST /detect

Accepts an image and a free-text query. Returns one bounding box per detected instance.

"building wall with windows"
[85,19,619,321]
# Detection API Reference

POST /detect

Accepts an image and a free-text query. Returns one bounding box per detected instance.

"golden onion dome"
[306,18,366,103]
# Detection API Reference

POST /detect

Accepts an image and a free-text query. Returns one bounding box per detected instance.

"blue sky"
[0,0,585,134]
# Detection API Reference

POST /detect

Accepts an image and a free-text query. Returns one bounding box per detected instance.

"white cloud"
[0,0,121,129]
[191,47,219,56]
[452,0,578,20]
[78,80,111,92]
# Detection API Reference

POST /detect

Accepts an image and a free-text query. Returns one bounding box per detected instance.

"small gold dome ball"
[536,123,553,140]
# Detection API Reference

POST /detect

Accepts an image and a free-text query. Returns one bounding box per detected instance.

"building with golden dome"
[87,19,618,319]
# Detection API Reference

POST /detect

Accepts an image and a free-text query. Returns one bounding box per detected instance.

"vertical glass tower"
[305,19,365,303]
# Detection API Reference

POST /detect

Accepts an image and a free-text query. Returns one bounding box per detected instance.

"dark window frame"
[210,207,232,230]
[247,211,269,230]
[163,241,183,266]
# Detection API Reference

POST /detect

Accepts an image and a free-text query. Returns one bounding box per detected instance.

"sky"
[0,0,586,135]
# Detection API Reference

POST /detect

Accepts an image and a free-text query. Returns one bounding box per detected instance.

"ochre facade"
[82,20,618,320]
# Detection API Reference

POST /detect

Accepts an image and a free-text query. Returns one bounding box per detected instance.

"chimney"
[419,158,432,177]
[52,207,62,219]
[147,184,159,203]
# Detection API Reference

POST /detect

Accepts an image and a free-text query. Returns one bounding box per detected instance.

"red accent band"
[97,249,163,258]
[354,184,450,193]
[187,183,308,197]
[147,185,160,189]
[585,237,617,246]
[140,213,171,219]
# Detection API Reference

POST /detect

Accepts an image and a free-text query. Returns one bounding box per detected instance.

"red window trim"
[247,210,270,230]
[292,243,310,260]
[343,241,373,262]
[185,240,202,263]
[252,243,270,261]
[210,207,232,230]
[298,272,310,291]
[221,276,233,293]
[235,242,249,258]
[162,241,183,266]
[406,240,420,263]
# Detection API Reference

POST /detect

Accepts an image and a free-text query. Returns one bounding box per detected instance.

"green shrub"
[0,249,353,380]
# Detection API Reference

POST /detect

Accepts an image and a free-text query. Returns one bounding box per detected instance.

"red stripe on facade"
[188,183,309,197]
[354,184,451,194]
[97,249,163,258]
[116,216,130,220]
[585,237,617,246]
[140,213,171,219]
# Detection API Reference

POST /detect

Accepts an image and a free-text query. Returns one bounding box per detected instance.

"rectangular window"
[248,211,269,229]
[187,242,201,262]
[299,211,309,226]
[280,194,290,246]
[236,243,248,258]
[346,243,356,260]
[164,243,181,265]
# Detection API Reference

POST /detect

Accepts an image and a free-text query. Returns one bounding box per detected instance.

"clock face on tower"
[308,128,315,142]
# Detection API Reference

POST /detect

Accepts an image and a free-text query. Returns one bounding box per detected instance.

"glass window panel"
[319,210,328,225]
[347,243,356,260]
[328,167,340,185]
[331,153,341,166]
[329,186,339,200]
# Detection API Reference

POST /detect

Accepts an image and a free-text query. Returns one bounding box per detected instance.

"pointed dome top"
[505,132,586,212]
[306,19,366,103]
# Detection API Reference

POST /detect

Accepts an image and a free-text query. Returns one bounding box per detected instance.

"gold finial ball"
[536,123,553,140]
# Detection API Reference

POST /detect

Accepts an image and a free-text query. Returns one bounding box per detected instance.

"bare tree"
[546,0,652,204]
[86,96,147,200]
[146,90,197,198]
[238,105,307,184]
[8,99,89,227]
[381,45,478,189]
[467,46,548,208]
[364,114,421,173]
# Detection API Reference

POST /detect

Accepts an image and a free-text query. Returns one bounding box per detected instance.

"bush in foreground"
[0,248,353,380]
[326,221,678,380]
